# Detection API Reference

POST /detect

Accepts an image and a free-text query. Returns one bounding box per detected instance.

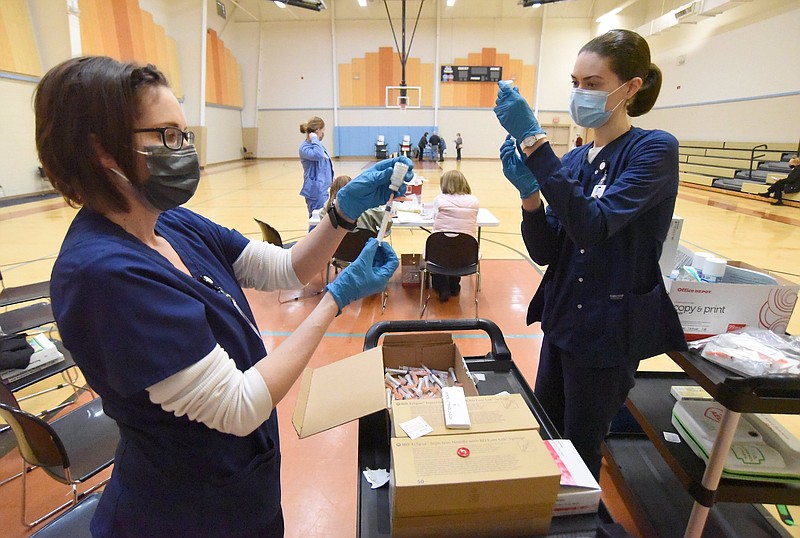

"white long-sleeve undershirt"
[146,239,303,436]
[147,344,272,436]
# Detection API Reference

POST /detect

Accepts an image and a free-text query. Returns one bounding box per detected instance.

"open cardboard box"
[391,392,539,437]
[292,332,477,439]
[666,257,799,341]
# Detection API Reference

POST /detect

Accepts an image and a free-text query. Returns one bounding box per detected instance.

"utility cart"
[355,318,604,537]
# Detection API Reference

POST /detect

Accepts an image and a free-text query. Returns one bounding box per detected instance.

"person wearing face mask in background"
[494,29,687,482]
[299,116,334,219]
[36,56,411,537]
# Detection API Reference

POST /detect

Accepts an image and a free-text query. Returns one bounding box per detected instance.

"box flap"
[392,393,539,437]
[292,347,386,438]
[543,439,600,491]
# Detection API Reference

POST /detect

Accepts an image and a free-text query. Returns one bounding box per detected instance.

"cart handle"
[363,318,512,361]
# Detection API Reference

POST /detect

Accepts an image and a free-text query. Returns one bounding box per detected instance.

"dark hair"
[34,56,169,212]
[580,29,662,117]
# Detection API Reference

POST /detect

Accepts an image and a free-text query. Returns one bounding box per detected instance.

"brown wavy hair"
[34,56,169,212]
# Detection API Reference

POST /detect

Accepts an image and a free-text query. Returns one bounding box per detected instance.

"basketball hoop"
[386,86,421,109]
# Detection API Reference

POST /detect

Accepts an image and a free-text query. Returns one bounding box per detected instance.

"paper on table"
[399,416,434,440]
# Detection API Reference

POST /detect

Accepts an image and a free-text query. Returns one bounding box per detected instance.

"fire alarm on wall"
[552,117,560,124]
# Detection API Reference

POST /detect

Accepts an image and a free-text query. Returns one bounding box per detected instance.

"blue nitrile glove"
[494,80,546,142]
[325,238,399,314]
[336,156,414,220]
[500,135,540,198]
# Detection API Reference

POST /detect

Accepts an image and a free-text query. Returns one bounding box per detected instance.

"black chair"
[253,218,319,303]
[30,491,101,538]
[419,232,480,318]
[326,229,389,311]
[0,269,50,308]
[254,218,297,248]
[0,301,55,335]
[0,382,119,527]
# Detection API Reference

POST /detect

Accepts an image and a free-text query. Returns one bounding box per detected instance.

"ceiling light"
[272,0,324,11]
[446,0,456,6]
[358,0,367,6]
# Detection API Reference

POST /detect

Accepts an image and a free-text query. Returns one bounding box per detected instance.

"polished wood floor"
[2,156,800,537]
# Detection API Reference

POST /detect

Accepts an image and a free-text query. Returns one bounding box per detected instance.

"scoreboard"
[441,65,503,82]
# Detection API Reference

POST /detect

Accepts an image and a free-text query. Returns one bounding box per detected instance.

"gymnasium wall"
[0,0,44,197]
[634,1,800,146]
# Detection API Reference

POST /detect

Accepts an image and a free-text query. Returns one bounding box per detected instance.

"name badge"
[591,184,606,199]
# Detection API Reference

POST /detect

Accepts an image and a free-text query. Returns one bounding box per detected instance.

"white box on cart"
[665,260,799,341]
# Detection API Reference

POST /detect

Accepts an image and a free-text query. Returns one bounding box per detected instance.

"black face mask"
[134,145,201,211]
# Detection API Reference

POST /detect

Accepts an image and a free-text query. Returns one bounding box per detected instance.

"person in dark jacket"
[759,156,800,206]
[417,132,428,161]
[428,132,441,162]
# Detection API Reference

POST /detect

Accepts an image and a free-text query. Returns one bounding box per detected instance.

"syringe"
[377,162,408,244]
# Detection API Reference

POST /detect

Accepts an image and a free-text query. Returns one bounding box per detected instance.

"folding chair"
[0,302,55,335]
[254,218,296,249]
[0,269,50,308]
[419,232,480,318]
[253,218,319,303]
[30,491,101,538]
[0,382,119,527]
[326,229,389,311]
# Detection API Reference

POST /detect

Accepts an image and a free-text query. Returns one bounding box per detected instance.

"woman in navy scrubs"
[35,56,410,537]
[494,29,687,479]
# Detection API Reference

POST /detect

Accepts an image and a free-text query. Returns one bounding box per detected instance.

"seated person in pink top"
[431,170,479,301]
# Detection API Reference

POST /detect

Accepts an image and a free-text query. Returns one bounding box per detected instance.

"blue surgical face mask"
[569,82,629,129]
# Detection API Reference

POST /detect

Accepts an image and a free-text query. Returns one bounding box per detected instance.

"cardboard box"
[391,430,561,537]
[401,253,422,288]
[666,260,799,341]
[391,393,539,437]
[292,333,478,438]
[659,215,684,276]
[543,439,601,517]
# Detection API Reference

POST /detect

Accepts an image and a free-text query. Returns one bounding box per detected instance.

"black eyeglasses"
[133,127,195,150]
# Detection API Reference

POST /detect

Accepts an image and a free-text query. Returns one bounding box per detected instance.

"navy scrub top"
[522,127,687,365]
[51,207,283,537]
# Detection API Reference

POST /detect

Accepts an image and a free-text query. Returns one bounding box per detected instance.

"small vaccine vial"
[702,257,727,283]
[691,251,713,277]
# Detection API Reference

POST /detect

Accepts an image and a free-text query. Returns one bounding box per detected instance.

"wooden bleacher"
[678,141,800,205]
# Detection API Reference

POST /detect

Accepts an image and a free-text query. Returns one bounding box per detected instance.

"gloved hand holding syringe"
[377,162,409,244]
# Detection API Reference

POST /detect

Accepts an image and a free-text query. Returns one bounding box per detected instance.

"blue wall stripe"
[334,126,434,157]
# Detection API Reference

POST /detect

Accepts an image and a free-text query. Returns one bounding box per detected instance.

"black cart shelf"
[605,349,800,537]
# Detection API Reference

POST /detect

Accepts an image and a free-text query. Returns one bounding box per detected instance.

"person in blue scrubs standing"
[494,29,687,479]
[35,56,412,537]
[299,116,333,218]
